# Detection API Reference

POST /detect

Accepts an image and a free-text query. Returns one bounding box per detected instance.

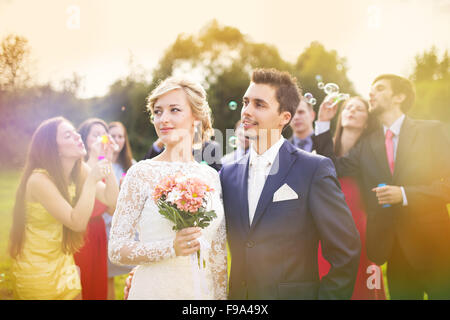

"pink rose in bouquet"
[153,174,217,231]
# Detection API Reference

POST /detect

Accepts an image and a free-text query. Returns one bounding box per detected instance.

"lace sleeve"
[208,172,228,300]
[108,163,176,266]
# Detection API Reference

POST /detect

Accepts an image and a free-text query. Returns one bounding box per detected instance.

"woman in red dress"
[318,96,387,300]
[75,118,119,299]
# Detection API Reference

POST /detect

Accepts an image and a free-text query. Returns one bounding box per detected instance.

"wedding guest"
[75,118,120,300]
[220,120,250,165]
[288,96,333,155]
[9,117,115,299]
[144,130,222,171]
[317,74,450,299]
[103,121,136,300]
[317,96,387,299]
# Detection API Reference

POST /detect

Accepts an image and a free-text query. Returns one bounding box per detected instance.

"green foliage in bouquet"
[156,198,217,231]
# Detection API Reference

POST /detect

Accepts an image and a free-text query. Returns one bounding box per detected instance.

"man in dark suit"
[143,137,222,171]
[220,120,250,165]
[220,68,361,300]
[316,74,450,299]
[288,96,334,156]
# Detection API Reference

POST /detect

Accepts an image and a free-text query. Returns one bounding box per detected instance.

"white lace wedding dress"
[108,160,227,300]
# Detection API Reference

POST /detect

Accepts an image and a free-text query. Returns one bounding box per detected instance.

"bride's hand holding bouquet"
[153,174,217,266]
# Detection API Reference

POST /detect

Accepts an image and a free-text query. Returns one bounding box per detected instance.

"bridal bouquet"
[153,174,217,231]
[153,174,217,277]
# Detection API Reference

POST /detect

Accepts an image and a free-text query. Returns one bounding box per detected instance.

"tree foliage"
[0,21,400,167]
[149,20,355,144]
[409,47,450,123]
[0,34,32,90]
[294,41,356,107]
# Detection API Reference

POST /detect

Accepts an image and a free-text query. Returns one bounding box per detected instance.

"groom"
[220,68,361,299]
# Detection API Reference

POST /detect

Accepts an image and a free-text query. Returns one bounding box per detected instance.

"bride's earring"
[193,120,203,150]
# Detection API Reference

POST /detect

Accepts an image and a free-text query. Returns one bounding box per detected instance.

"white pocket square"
[273,183,298,202]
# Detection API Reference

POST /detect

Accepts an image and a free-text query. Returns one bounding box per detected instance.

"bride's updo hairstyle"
[146,76,214,143]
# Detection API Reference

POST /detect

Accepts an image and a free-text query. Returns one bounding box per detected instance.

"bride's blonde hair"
[146,77,214,142]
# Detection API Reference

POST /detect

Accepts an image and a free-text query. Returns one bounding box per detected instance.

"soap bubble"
[325,92,350,108]
[228,136,238,149]
[337,93,350,102]
[228,101,238,111]
[324,92,339,106]
[315,75,323,82]
[331,93,350,104]
[324,83,340,95]
[304,93,313,100]
[318,82,325,90]
[303,93,317,106]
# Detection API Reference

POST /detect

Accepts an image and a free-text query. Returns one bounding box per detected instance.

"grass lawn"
[0,170,21,300]
[1,169,395,300]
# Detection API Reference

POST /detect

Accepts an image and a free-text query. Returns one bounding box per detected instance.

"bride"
[108,77,227,300]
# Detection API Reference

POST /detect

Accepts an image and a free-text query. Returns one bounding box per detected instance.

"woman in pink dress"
[318,96,387,300]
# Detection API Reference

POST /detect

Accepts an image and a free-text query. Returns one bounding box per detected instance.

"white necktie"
[249,155,270,225]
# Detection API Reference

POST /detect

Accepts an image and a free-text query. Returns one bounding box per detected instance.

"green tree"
[291,41,357,134]
[148,20,355,148]
[0,34,32,90]
[294,41,356,108]
[0,23,358,166]
[409,47,450,123]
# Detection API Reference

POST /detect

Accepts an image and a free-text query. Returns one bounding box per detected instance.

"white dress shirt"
[248,136,286,225]
[315,116,408,206]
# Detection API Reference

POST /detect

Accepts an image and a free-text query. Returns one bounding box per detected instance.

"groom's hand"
[174,227,202,256]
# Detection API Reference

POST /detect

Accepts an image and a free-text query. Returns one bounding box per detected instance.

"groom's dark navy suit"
[220,140,361,299]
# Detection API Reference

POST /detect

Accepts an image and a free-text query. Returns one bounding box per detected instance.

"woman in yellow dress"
[9,117,119,299]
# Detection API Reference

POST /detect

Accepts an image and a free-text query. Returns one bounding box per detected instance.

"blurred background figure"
[108,121,136,182]
[9,117,115,299]
[317,96,386,300]
[76,118,120,300]
[103,121,137,300]
[143,137,164,161]
[220,120,250,165]
[143,133,222,171]
[288,97,334,155]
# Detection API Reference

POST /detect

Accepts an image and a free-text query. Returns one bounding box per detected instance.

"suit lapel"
[237,153,251,232]
[369,127,392,181]
[393,117,417,182]
[249,141,297,232]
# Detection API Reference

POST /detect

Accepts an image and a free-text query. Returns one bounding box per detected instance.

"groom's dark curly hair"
[251,68,301,122]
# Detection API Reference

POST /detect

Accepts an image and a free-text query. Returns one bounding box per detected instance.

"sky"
[0,0,449,99]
